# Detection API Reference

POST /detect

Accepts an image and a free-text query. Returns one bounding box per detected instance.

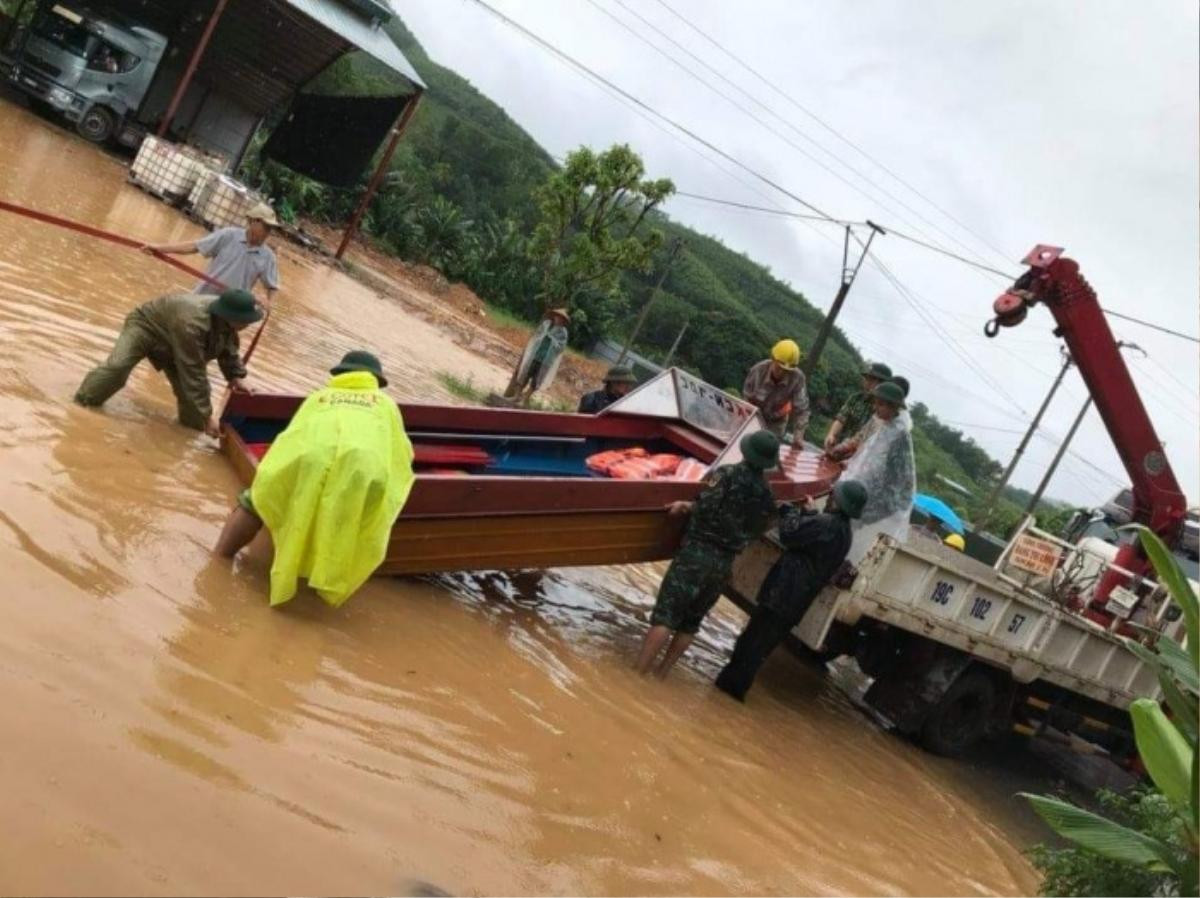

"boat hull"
[219,389,841,576]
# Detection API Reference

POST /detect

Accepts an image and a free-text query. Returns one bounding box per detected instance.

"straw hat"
[246,202,279,227]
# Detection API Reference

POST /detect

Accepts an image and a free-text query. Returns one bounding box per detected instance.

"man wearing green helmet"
[715,479,868,701]
[636,430,781,678]
[823,361,892,453]
[577,365,638,414]
[74,289,262,436]
[841,380,916,565]
[214,351,415,608]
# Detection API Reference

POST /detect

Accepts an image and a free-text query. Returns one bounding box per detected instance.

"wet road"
[0,100,1042,895]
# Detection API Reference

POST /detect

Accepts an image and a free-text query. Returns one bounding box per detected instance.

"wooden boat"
[219,368,841,575]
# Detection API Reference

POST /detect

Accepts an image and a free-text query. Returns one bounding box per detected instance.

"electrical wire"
[597,0,1011,277]
[856,239,1032,417]
[673,193,1196,345]
[466,0,840,221]
[650,0,1018,270]
[1101,310,1199,345]
[673,190,860,225]
[456,0,1189,506]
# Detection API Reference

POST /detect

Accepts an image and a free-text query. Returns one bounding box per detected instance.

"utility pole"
[616,238,683,367]
[1025,397,1093,516]
[801,220,884,378]
[661,321,688,368]
[1022,342,1143,518]
[980,346,1073,530]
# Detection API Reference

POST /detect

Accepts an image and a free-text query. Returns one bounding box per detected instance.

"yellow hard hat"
[771,339,802,369]
[944,533,966,551]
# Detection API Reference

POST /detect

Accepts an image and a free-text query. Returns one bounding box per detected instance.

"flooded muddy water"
[0,100,1043,895]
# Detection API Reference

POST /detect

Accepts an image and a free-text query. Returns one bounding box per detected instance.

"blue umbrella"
[914,493,965,534]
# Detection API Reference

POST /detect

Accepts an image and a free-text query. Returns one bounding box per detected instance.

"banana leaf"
[1130,699,1193,823]
[1020,793,1176,872]
[1136,527,1199,668]
[1155,669,1199,749]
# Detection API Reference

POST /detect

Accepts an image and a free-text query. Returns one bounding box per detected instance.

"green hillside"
[241,15,1074,538]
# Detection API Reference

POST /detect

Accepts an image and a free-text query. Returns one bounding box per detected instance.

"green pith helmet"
[330,350,388,387]
[603,365,638,385]
[740,430,781,470]
[863,361,892,381]
[872,380,906,408]
[832,479,868,519]
[890,376,910,397]
[208,289,263,324]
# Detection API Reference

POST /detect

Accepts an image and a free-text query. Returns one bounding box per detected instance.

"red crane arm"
[986,245,1187,545]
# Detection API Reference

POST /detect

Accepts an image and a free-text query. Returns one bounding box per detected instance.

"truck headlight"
[49,87,73,106]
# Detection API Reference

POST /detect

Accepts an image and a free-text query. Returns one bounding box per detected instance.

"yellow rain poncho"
[250,371,415,607]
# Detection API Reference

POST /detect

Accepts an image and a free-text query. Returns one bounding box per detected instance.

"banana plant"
[1021,527,1199,895]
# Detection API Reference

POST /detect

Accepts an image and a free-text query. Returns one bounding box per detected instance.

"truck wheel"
[77,107,116,143]
[920,670,995,756]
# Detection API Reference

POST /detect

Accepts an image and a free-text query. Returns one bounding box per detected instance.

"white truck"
[727,518,1184,757]
[726,245,1193,759]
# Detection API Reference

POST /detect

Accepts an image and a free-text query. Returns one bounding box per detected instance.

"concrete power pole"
[616,238,683,368]
[1019,341,1143,519]
[801,221,884,379]
[1025,397,1093,516]
[661,321,688,369]
[980,347,1072,531]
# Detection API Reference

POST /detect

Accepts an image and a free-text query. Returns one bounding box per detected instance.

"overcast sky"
[394,0,1199,509]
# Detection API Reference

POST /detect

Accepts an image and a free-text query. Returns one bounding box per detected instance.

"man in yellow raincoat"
[214,351,415,607]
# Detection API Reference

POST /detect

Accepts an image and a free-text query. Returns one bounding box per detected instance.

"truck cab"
[4,2,165,143]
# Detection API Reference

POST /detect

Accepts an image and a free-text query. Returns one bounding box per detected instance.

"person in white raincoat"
[841,380,915,564]
[510,308,569,404]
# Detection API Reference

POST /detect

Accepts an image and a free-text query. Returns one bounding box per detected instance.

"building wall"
[136,53,259,168]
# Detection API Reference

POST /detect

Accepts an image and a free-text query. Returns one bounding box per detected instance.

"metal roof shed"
[123,0,425,256]
[284,0,423,90]
[143,0,424,158]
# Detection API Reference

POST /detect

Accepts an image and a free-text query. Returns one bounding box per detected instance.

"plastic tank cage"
[130,135,263,230]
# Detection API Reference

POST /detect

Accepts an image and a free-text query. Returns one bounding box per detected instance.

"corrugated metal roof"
[285,0,425,92]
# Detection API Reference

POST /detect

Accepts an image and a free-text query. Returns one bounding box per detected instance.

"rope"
[0,197,269,365]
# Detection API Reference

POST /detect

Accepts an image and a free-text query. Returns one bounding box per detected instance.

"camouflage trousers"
[74,314,207,430]
[651,538,735,634]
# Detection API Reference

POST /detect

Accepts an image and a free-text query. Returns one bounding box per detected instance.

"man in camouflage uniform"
[635,430,780,677]
[823,361,892,453]
[74,290,262,436]
[715,479,868,701]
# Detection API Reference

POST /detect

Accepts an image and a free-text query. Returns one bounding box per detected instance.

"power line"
[937,420,1028,435]
[465,0,840,222]
[679,192,1197,346]
[650,0,1018,270]
[1101,309,1200,345]
[542,1,1197,349]
[857,241,1033,418]
[1142,354,1200,403]
[673,190,860,225]
[598,0,1010,278]
[882,224,1016,282]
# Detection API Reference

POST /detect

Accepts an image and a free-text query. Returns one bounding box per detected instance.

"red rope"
[0,197,268,365]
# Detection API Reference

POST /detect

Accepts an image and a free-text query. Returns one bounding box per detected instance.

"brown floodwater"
[0,99,1045,895]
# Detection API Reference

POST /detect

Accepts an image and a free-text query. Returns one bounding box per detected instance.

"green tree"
[527,144,674,345]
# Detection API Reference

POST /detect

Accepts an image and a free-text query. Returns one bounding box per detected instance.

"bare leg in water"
[656,632,695,678]
[214,506,263,558]
[635,624,674,674]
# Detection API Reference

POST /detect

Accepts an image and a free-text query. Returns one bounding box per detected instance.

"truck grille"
[24,54,61,79]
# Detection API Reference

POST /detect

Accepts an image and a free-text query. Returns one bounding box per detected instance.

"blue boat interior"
[226,415,688,479]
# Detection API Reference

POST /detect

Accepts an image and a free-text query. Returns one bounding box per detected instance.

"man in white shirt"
[141,203,280,309]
